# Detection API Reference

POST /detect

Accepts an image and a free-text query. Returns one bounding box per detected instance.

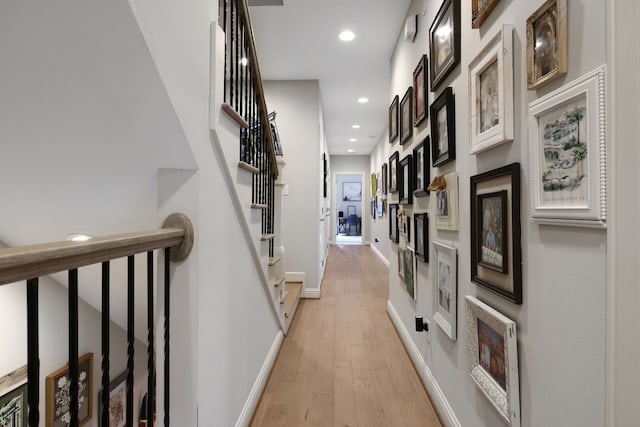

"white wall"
[369,134,392,262]
[385,1,607,426]
[330,155,372,244]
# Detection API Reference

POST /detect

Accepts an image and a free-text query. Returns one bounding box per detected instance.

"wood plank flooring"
[251,245,443,427]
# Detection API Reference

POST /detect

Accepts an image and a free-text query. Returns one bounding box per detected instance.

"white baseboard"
[386,300,461,427]
[370,244,390,268]
[235,330,284,427]
[285,271,305,283]
[301,288,320,299]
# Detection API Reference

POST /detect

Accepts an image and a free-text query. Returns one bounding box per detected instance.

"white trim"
[370,244,390,268]
[301,288,320,299]
[386,300,461,427]
[235,331,284,427]
[285,272,305,283]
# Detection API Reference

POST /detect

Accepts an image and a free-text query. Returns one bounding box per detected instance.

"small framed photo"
[472,0,502,29]
[98,371,127,427]
[377,197,384,217]
[0,365,28,426]
[413,55,428,126]
[414,213,429,262]
[381,163,388,195]
[404,246,416,301]
[401,212,411,243]
[389,95,399,143]
[433,242,457,339]
[430,87,456,167]
[400,87,414,145]
[342,182,362,202]
[389,203,399,243]
[469,25,514,155]
[465,295,520,427]
[413,137,431,197]
[429,0,461,91]
[470,163,522,304]
[435,172,459,231]
[389,151,400,193]
[399,154,413,205]
[371,173,377,197]
[526,0,567,90]
[371,199,376,220]
[397,246,406,281]
[46,353,94,427]
[528,65,607,227]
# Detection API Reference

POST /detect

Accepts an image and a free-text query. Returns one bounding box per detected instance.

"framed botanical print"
[470,163,522,304]
[434,172,459,231]
[381,163,388,195]
[389,203,399,243]
[413,55,428,126]
[389,95,399,143]
[0,365,28,427]
[526,0,567,89]
[98,371,127,427]
[46,353,94,427]
[429,0,461,91]
[472,0,502,29]
[433,241,457,339]
[389,151,400,193]
[414,213,429,262]
[430,87,456,167]
[413,137,430,197]
[400,87,414,145]
[404,246,416,300]
[399,154,413,205]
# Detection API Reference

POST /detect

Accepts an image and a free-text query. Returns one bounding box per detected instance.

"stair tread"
[251,203,269,210]
[284,282,302,317]
[260,234,275,241]
[268,257,281,266]
[274,276,285,287]
[222,103,249,128]
[238,161,259,174]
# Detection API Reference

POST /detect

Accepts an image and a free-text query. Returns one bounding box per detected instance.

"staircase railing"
[0,213,193,427]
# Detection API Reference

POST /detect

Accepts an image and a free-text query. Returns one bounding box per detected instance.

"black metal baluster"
[101,261,110,427]
[164,247,171,427]
[223,0,228,103]
[229,0,235,109]
[234,0,239,113]
[27,278,39,427]
[69,269,79,426]
[147,251,155,424]
[127,255,135,427]
[240,25,245,120]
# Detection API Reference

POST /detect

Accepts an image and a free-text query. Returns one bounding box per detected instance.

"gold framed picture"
[526,0,567,89]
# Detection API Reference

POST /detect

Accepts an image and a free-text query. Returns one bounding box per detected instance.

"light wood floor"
[251,245,443,427]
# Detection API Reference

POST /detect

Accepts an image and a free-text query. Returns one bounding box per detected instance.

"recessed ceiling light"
[339,30,356,42]
[349,138,357,142]
[347,149,355,153]
[357,97,369,104]
[66,233,95,242]
[352,124,360,129]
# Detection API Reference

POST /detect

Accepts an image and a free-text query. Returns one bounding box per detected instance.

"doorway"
[335,172,363,245]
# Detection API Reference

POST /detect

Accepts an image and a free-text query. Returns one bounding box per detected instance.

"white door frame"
[332,171,366,243]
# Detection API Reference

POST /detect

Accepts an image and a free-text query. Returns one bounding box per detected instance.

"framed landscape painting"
[342,182,362,202]
[526,0,567,89]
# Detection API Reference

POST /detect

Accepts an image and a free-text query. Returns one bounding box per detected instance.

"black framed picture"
[389,203,399,243]
[399,87,413,145]
[430,87,456,167]
[414,213,429,262]
[323,153,327,198]
[389,95,399,143]
[413,137,430,197]
[389,151,400,193]
[470,163,522,304]
[399,154,413,205]
[413,55,428,126]
[381,163,388,195]
[429,0,461,91]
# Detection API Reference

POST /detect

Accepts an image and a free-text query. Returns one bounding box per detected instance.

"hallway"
[252,245,442,426]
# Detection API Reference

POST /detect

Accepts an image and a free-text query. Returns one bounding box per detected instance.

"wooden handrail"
[0,213,194,286]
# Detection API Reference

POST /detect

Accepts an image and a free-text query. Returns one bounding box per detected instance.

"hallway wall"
[369,134,392,262]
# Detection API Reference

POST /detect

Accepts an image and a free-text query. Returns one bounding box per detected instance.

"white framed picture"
[435,172,459,231]
[433,242,457,339]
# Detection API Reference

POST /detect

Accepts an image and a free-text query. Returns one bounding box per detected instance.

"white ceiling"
[248,0,411,155]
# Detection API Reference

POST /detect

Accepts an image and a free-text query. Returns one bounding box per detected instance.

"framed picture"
[528,65,607,227]
[526,0,567,89]
[371,173,377,197]
[371,199,376,220]
[430,87,456,167]
[404,246,416,300]
[413,137,430,197]
[472,0,502,29]
[0,365,28,427]
[401,212,411,243]
[381,163,388,195]
[377,197,384,217]
[435,172,459,231]
[470,163,522,304]
[413,55,428,126]
[268,111,283,156]
[399,154,413,205]
[389,151,400,193]
[433,241,457,339]
[98,371,127,427]
[323,153,328,198]
[429,0,461,91]
[414,213,429,262]
[469,25,514,155]
[465,295,520,427]
[400,87,414,145]
[342,182,362,202]
[389,95,399,143]
[46,353,94,427]
[389,203,399,243]
[397,246,406,281]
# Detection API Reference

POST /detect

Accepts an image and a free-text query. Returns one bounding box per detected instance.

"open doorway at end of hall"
[335,172,363,245]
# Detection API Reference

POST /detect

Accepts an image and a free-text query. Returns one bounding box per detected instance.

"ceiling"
[248,0,412,155]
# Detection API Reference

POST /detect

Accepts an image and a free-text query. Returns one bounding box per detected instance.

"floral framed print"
[472,0,502,29]
[433,241,457,339]
[465,295,520,427]
[98,371,127,427]
[429,0,461,91]
[46,353,94,427]
[389,95,399,143]
[413,55,428,126]
[526,0,567,89]
[469,25,514,155]
[400,87,414,145]
[404,246,416,300]
[389,151,400,193]
[399,154,413,205]
[413,137,430,197]
[414,213,429,262]
[470,163,522,304]
[389,203,399,243]
[433,172,459,231]
[430,87,456,167]
[0,365,28,427]
[528,65,606,227]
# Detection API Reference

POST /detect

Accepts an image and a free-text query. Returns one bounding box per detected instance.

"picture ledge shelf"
[221,103,249,128]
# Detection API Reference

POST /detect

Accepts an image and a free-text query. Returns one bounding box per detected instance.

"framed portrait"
[433,242,457,339]
[528,65,607,227]
[429,0,461,91]
[389,151,400,193]
[381,163,388,195]
[469,25,514,155]
[342,182,362,202]
[404,246,416,301]
[397,246,406,281]
[98,371,127,427]
[413,55,428,126]
[413,137,430,197]
[46,353,94,427]
[0,365,28,427]
[400,87,414,145]
[526,0,567,89]
[399,154,413,205]
[435,172,459,231]
[389,203,399,243]
[470,163,522,304]
[389,95,399,143]
[472,0,502,29]
[430,87,456,167]
[414,213,429,262]
[465,295,520,427]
